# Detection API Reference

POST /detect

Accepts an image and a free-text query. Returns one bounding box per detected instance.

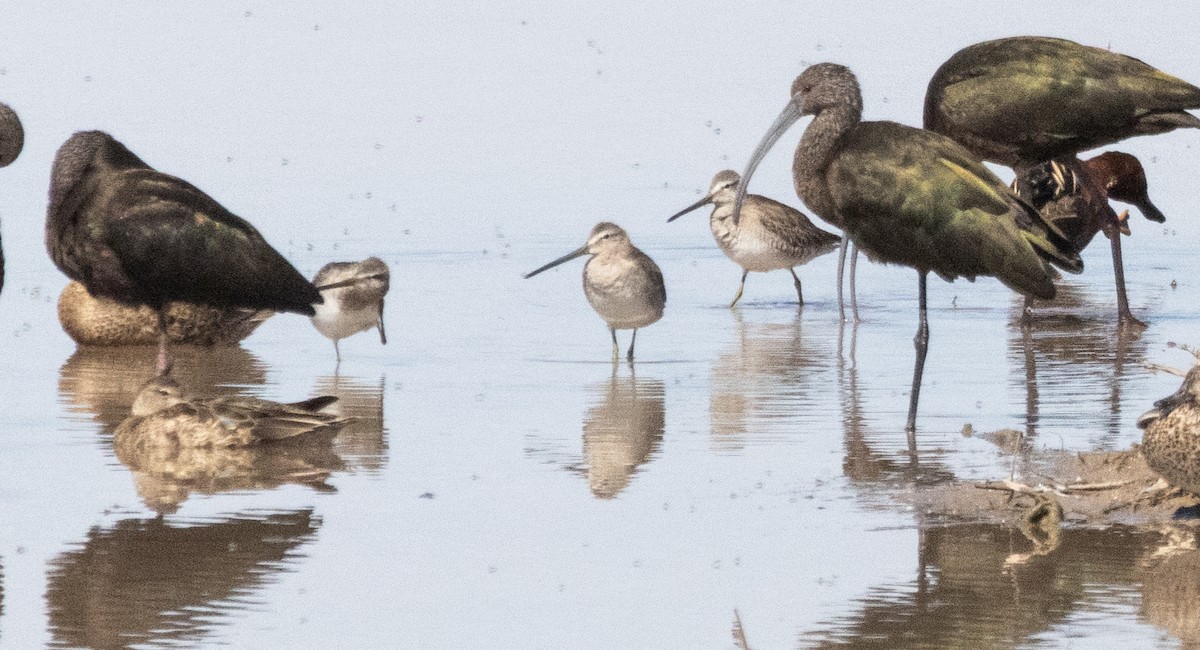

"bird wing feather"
[829,121,1080,300]
[101,170,320,313]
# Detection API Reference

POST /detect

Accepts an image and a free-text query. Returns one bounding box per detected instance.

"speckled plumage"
[668,170,839,306]
[925,36,1200,167]
[310,256,390,361]
[525,222,665,361]
[115,376,348,451]
[1138,366,1200,494]
[58,280,271,347]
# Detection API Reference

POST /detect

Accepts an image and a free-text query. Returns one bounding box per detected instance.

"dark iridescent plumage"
[926,37,1200,326]
[925,36,1200,167]
[46,131,321,370]
[734,63,1082,432]
[0,102,24,296]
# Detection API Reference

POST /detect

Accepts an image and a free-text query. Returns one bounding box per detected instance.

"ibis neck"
[794,105,859,228]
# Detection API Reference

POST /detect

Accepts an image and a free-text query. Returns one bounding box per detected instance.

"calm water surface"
[1,2,1200,648]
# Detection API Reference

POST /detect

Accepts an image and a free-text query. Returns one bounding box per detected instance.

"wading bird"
[310,257,390,362]
[926,36,1200,325]
[525,222,665,363]
[734,63,1082,433]
[0,101,25,296]
[46,131,321,373]
[668,170,839,308]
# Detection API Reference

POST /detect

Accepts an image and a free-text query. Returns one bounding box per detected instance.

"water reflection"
[311,374,388,474]
[1141,544,1200,646]
[1007,284,1148,445]
[839,324,954,489]
[709,310,831,450]
[802,523,1159,648]
[47,509,318,649]
[58,345,267,431]
[580,368,666,499]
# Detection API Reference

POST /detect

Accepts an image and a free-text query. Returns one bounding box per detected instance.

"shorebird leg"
[155,309,173,376]
[849,244,860,322]
[730,270,749,308]
[835,238,848,322]
[789,268,804,306]
[906,272,931,434]
[1021,294,1035,328]
[377,301,387,344]
[627,329,638,363]
[610,327,619,362]
[334,340,342,363]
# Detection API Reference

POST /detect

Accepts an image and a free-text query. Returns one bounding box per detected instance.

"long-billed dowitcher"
[734,63,1082,432]
[115,375,349,448]
[58,280,272,347]
[1015,152,1165,322]
[926,36,1200,326]
[668,169,839,308]
[0,101,24,295]
[1138,365,1200,494]
[46,131,321,374]
[310,257,390,362]
[525,222,665,362]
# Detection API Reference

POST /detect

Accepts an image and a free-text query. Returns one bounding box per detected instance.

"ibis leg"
[789,268,803,306]
[849,244,860,322]
[906,272,930,434]
[730,270,748,308]
[835,238,848,322]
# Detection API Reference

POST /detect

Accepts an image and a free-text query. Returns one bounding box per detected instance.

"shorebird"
[46,131,321,374]
[1014,152,1166,321]
[525,222,665,362]
[668,169,839,308]
[115,375,349,448]
[1138,364,1200,494]
[926,36,1200,326]
[734,63,1082,432]
[58,280,272,347]
[0,101,25,296]
[310,257,390,362]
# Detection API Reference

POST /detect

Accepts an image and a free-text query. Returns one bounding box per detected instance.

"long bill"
[733,98,803,225]
[524,245,589,279]
[667,194,714,222]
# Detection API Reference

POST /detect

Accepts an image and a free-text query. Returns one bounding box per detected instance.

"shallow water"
[3,2,1200,648]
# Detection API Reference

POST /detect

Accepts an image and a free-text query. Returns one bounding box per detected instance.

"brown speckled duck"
[1138,365,1200,493]
[115,376,349,450]
[58,280,272,347]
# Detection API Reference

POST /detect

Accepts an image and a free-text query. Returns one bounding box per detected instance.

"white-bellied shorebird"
[46,131,320,374]
[310,257,390,362]
[525,222,665,362]
[668,169,839,308]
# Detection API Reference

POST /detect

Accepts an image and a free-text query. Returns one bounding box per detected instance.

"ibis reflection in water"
[734,63,1082,433]
[926,36,1200,326]
[524,222,665,363]
[668,169,839,308]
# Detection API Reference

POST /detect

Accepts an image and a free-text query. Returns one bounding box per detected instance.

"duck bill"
[524,245,589,278]
[734,98,803,224]
[1132,196,1167,224]
[667,194,714,222]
